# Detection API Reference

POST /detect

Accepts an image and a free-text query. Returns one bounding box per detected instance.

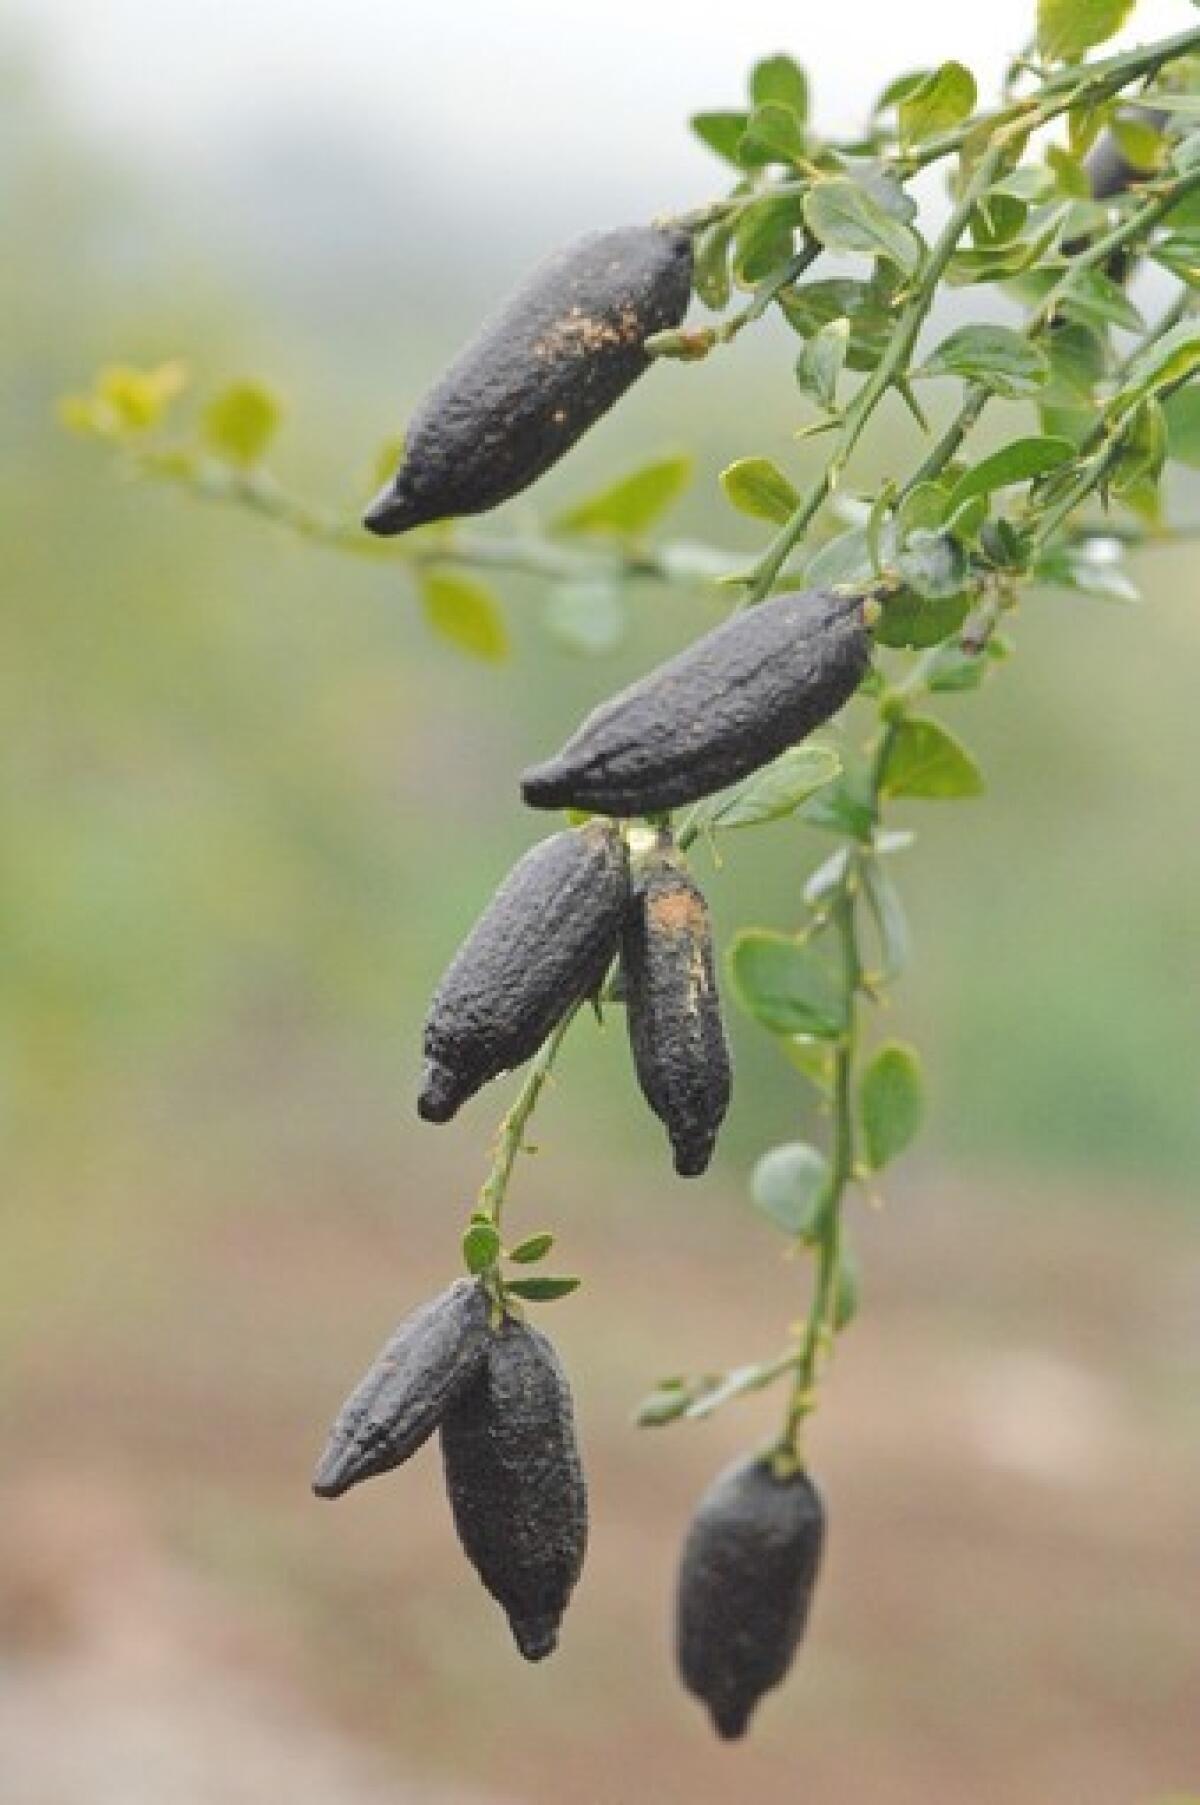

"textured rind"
[312,1279,490,1499]
[440,1318,588,1661]
[622,852,731,1177]
[676,1455,825,1741]
[419,821,629,1123]
[364,226,694,534]
[521,589,871,817]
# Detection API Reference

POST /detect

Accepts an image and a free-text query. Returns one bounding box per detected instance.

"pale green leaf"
[202,380,281,466]
[803,177,922,276]
[553,454,693,537]
[860,1042,925,1169]
[727,930,847,1038]
[720,455,800,524]
[751,1142,829,1237]
[1037,0,1136,63]
[920,324,1049,398]
[882,716,984,800]
[419,569,509,662]
[898,61,977,146]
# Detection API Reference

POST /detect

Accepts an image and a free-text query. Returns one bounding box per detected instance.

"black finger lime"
[312,1279,490,1499]
[622,847,731,1177]
[440,1317,587,1661]
[365,225,694,534]
[521,590,870,818]
[676,1454,825,1740]
[419,820,629,1124]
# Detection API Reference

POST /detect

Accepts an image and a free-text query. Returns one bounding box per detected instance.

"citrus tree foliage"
[64,0,1200,1736]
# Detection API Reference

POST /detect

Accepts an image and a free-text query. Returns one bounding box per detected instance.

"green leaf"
[739,102,806,166]
[1116,322,1200,408]
[750,54,808,120]
[733,195,805,283]
[1035,541,1140,603]
[860,1042,925,1169]
[553,454,692,537]
[882,716,984,800]
[690,111,750,166]
[202,380,281,466]
[777,277,895,372]
[799,772,876,841]
[795,317,849,410]
[719,455,800,524]
[634,1381,694,1427]
[860,858,910,981]
[462,1220,501,1274]
[419,569,509,663]
[895,530,969,599]
[1151,233,1200,287]
[873,589,970,650]
[543,580,626,656]
[1059,269,1144,335]
[751,1142,830,1237]
[508,1232,555,1265]
[727,931,848,1038]
[803,177,922,276]
[925,635,1006,692]
[702,744,842,831]
[920,325,1049,398]
[1037,0,1136,62]
[72,359,189,435]
[1164,385,1200,467]
[898,61,976,147]
[804,525,880,591]
[506,1275,581,1303]
[694,219,734,311]
[946,436,1075,511]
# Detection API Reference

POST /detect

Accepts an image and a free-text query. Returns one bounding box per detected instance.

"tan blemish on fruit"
[534,305,643,359]
[649,888,705,936]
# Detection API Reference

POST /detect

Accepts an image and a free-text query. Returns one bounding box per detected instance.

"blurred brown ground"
[3,1090,1197,1805]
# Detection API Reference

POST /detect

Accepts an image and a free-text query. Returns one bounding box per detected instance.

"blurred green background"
[2,10,1197,1804]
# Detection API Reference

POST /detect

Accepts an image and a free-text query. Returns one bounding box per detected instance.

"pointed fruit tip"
[362,478,420,537]
[417,1061,462,1124]
[711,1702,751,1741]
[510,1614,560,1662]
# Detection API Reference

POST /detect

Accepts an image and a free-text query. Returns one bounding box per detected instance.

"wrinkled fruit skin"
[364,226,694,535]
[312,1278,490,1499]
[676,1455,825,1741]
[440,1317,587,1661]
[521,590,871,818]
[622,850,731,1177]
[418,820,629,1123]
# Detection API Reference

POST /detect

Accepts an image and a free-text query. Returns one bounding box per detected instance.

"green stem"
[133,450,726,590]
[741,134,1017,605]
[906,169,1200,496]
[777,879,860,1463]
[475,1008,579,1231]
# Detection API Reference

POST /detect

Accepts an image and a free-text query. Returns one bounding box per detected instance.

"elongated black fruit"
[521,589,871,818]
[312,1279,490,1499]
[622,848,731,1177]
[676,1455,825,1741]
[440,1317,587,1661]
[419,821,629,1123]
[364,225,694,535]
